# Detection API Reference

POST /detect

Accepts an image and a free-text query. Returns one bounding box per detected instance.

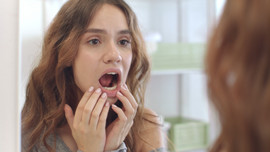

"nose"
[103,42,122,64]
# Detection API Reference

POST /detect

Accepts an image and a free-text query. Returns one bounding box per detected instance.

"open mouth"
[99,72,120,91]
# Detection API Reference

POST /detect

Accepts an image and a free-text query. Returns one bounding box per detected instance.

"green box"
[150,43,206,71]
[165,117,209,152]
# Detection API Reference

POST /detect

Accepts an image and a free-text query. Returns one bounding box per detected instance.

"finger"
[111,104,127,122]
[74,86,94,125]
[120,84,138,110]
[81,88,102,126]
[64,104,74,129]
[97,101,110,130]
[89,92,108,129]
[116,91,134,117]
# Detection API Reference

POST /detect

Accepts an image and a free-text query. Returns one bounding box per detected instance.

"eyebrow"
[84,28,131,35]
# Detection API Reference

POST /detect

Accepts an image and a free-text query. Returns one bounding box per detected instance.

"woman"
[21,0,165,151]
[206,0,270,152]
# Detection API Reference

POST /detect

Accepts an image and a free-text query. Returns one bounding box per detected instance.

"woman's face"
[73,4,132,105]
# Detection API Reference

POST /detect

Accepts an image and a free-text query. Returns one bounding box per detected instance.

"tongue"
[99,74,113,87]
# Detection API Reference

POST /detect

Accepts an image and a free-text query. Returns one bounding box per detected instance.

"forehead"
[88,4,129,30]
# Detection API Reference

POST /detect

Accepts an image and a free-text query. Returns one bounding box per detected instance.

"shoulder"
[142,108,162,126]
[135,107,166,151]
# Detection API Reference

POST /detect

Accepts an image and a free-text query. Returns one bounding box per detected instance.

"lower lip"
[99,84,121,98]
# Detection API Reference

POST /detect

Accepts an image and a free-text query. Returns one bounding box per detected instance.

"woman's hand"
[104,84,138,151]
[64,87,110,152]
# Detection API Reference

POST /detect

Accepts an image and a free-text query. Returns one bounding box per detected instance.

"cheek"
[122,53,133,81]
[126,54,132,69]
[72,53,97,92]
[73,60,87,92]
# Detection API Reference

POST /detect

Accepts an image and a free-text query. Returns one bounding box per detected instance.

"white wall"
[19,0,67,111]
[0,0,20,151]
[20,0,43,111]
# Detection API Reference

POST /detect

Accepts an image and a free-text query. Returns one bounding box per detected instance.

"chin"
[106,97,118,105]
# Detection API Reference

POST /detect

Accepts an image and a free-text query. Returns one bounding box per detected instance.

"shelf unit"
[126,0,217,151]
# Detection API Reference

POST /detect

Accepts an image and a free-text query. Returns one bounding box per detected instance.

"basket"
[150,43,206,71]
[165,116,209,152]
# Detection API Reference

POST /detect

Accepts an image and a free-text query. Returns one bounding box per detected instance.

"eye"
[118,39,131,46]
[88,39,100,45]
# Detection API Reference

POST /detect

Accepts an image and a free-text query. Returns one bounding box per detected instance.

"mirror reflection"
[20,0,225,152]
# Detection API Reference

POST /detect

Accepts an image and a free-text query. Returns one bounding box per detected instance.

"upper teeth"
[107,72,117,75]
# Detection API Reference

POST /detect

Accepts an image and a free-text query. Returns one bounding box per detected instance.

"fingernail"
[101,92,107,98]
[117,91,123,96]
[88,86,94,92]
[105,102,109,107]
[112,104,117,108]
[95,88,101,93]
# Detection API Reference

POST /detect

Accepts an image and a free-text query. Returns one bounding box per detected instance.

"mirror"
[19,0,225,151]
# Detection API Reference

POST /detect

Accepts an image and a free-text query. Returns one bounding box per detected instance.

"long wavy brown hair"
[21,0,151,151]
[206,0,270,152]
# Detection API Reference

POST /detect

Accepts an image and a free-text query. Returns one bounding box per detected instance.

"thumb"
[64,104,74,128]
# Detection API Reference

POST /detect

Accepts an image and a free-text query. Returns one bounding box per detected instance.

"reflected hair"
[21,0,150,151]
[206,0,270,152]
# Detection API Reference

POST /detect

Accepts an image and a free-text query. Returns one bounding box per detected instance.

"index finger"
[73,86,94,125]
[120,84,138,109]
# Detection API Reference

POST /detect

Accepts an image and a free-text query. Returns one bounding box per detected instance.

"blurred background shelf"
[165,116,209,152]
[151,69,203,76]
[125,0,222,151]
[150,43,206,75]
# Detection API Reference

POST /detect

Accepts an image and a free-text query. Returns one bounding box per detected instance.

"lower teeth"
[104,85,117,90]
